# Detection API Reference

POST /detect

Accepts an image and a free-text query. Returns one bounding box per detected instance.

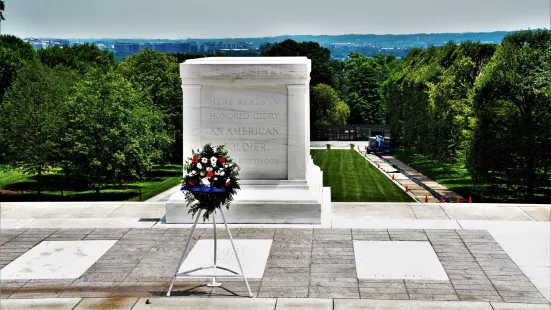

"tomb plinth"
[166,57,330,224]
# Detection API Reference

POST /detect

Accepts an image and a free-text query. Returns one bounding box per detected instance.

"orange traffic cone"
[392,174,395,180]
[456,196,460,203]
[439,196,444,203]
[424,196,429,203]
[405,185,409,192]
[377,163,380,168]
[468,196,472,203]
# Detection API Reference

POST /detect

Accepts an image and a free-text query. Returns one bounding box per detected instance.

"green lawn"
[311,149,414,202]
[392,149,551,203]
[0,165,182,202]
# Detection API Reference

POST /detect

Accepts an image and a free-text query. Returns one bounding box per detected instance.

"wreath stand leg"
[165,206,253,298]
[219,206,253,298]
[207,213,222,287]
[166,209,203,297]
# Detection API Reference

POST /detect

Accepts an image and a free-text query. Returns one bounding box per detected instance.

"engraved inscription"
[200,86,288,180]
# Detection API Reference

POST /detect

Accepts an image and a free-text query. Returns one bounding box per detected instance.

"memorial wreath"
[181,144,240,221]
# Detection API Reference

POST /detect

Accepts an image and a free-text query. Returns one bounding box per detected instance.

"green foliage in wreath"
[181,144,240,221]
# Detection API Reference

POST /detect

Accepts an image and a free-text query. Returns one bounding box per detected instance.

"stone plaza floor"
[0,202,549,309]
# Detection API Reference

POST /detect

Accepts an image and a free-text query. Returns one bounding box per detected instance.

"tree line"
[1,30,549,201]
[385,30,550,202]
[262,32,551,202]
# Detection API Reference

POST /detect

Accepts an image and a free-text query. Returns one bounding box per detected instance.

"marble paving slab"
[354,241,448,280]
[24,218,156,229]
[0,218,36,229]
[0,240,117,279]
[335,299,493,309]
[178,239,272,279]
[0,298,83,310]
[332,219,461,229]
[132,297,277,310]
[443,205,534,221]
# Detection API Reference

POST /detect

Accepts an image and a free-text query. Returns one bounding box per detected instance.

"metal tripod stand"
[166,206,253,297]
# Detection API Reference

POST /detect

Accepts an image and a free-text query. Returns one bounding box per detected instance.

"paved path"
[0,227,549,304]
[361,153,437,203]
[1,297,550,310]
[382,154,464,202]
[1,202,549,308]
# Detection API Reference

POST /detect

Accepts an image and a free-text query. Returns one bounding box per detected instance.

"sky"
[2,0,550,39]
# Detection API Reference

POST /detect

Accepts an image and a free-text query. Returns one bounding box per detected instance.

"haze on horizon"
[2,0,550,39]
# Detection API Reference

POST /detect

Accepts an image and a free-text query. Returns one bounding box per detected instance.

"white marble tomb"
[166,57,330,224]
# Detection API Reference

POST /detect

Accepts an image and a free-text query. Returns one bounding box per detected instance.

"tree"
[468,29,551,201]
[260,39,337,87]
[0,35,36,103]
[0,0,5,35]
[344,53,390,124]
[118,49,181,163]
[38,43,115,73]
[385,41,495,160]
[0,60,78,194]
[311,84,350,125]
[62,68,172,193]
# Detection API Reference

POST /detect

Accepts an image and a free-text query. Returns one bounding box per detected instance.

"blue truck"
[367,135,391,154]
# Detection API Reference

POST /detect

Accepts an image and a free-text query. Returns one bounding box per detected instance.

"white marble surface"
[24,218,156,229]
[335,300,493,310]
[132,297,277,310]
[200,86,288,179]
[275,298,333,310]
[181,57,311,81]
[443,205,534,221]
[165,159,327,224]
[0,298,83,310]
[181,57,311,182]
[0,240,116,279]
[178,239,272,279]
[353,241,448,280]
[332,219,461,229]
[487,227,551,302]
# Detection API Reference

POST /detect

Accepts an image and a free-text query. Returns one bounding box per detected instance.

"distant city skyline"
[2,0,550,39]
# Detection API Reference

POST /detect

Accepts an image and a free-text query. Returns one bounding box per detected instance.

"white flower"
[205,167,212,172]
[226,178,230,184]
[224,164,229,168]
[200,171,206,177]
[220,172,225,176]
[198,148,203,153]
[191,171,197,175]
[210,157,217,166]
[201,177,210,185]
[214,170,220,176]
[201,157,208,164]
[214,177,218,181]
[196,163,202,169]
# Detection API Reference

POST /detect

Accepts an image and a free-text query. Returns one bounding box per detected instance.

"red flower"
[225,180,230,187]
[220,157,226,164]
[207,171,214,178]
[192,156,198,163]
[188,180,195,186]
